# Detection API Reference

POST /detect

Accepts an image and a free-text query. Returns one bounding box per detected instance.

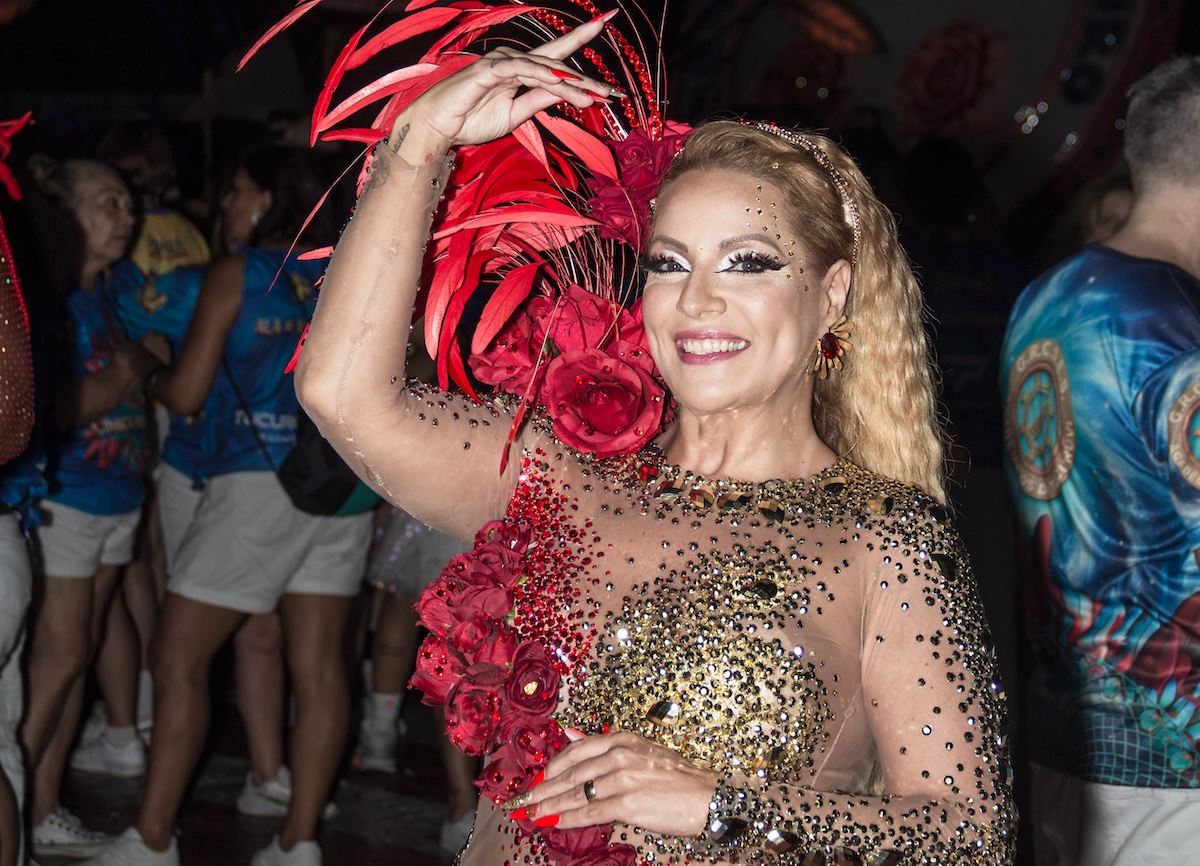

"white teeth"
[679,338,748,355]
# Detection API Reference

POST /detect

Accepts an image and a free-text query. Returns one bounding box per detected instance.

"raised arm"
[294,17,620,537]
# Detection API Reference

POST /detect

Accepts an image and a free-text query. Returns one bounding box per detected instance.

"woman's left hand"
[514,731,718,835]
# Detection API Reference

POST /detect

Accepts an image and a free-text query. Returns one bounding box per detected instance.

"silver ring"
[582,779,597,802]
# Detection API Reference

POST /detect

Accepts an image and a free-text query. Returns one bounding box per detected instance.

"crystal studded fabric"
[394,385,1016,866]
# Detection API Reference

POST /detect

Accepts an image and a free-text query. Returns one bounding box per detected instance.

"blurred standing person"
[21,155,167,859]
[0,111,38,866]
[68,121,212,775]
[1002,56,1200,866]
[82,146,371,866]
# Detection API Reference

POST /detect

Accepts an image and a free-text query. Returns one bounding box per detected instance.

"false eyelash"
[727,251,786,271]
[638,253,684,273]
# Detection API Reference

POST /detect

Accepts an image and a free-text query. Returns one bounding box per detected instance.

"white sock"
[105,724,137,747]
[136,669,154,724]
[368,692,402,730]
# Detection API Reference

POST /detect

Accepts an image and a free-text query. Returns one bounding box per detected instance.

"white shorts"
[157,462,203,572]
[168,471,372,615]
[33,500,140,577]
[1031,762,1200,866]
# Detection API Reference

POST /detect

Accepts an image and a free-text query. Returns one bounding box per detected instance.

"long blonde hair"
[659,121,947,500]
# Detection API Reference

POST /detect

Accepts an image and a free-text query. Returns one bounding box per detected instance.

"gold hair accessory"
[812,315,854,379]
[745,121,861,266]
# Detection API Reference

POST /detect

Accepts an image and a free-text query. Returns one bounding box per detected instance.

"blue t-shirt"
[45,278,148,515]
[192,247,321,480]
[1001,244,1200,787]
[111,261,206,479]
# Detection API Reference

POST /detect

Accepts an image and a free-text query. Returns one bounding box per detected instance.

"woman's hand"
[511,731,718,836]
[388,12,619,160]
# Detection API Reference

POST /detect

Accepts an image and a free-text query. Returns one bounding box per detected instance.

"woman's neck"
[658,403,836,482]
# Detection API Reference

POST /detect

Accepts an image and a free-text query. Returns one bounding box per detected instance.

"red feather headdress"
[248,1,690,464]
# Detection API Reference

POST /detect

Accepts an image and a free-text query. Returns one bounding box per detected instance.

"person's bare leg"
[277,593,353,851]
[0,770,16,866]
[234,612,285,785]
[135,593,245,851]
[20,565,119,824]
[371,592,419,694]
[92,583,139,728]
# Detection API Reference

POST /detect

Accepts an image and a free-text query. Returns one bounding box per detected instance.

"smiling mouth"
[678,337,749,355]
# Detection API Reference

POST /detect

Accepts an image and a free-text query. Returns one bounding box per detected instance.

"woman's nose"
[676,272,725,318]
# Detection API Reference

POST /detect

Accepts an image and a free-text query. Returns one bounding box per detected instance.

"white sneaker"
[77,827,178,866]
[353,723,397,774]
[32,806,109,859]
[249,836,321,866]
[70,729,146,778]
[439,811,475,853]
[236,766,339,820]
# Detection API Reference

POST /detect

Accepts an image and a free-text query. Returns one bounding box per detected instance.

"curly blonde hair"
[659,121,947,500]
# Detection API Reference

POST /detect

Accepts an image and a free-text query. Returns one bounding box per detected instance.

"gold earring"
[811,315,854,379]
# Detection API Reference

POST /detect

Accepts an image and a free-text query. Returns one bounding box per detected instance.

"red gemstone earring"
[812,316,854,379]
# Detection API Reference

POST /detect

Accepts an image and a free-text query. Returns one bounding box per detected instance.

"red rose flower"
[476,742,539,804]
[542,825,613,864]
[505,641,561,718]
[562,844,638,866]
[474,519,533,553]
[469,306,542,396]
[543,347,665,458]
[499,714,567,771]
[410,631,466,706]
[534,284,624,357]
[587,124,691,250]
[894,18,1006,141]
[444,663,508,754]
[449,613,520,669]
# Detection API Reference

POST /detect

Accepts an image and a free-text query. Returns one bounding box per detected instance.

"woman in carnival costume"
[317,3,1013,864]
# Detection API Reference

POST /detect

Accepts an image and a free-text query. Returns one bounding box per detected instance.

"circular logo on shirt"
[1168,381,1200,490]
[1005,338,1075,501]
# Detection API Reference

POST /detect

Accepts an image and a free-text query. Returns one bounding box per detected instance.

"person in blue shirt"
[1002,56,1200,866]
[87,146,371,866]
[19,156,169,859]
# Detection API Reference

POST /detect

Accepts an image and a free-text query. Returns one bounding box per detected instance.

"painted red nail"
[510,808,529,821]
[534,814,560,828]
[589,9,619,24]
[531,770,545,786]
[586,92,612,104]
[551,69,583,82]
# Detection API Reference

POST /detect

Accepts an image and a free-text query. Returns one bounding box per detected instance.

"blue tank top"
[111,261,207,480]
[45,278,148,515]
[194,247,321,479]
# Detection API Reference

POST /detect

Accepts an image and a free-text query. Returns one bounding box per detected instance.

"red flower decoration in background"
[893,18,1007,141]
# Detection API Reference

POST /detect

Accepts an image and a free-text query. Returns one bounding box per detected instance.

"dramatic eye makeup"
[640,251,689,274]
[720,250,786,273]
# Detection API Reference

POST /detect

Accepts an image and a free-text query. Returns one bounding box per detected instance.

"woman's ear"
[820,258,851,329]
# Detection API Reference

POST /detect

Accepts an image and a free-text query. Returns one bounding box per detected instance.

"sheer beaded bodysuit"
[400,388,1015,866]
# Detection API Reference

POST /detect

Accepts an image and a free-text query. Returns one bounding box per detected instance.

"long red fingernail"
[510,808,529,821]
[551,69,583,82]
[534,814,560,828]
[586,92,612,104]
[531,770,545,786]
[589,9,619,24]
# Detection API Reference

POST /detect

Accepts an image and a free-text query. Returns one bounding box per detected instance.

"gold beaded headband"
[745,121,862,266]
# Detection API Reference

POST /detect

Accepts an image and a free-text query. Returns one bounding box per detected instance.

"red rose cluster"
[412,520,637,863]
[470,284,667,459]
[585,121,691,251]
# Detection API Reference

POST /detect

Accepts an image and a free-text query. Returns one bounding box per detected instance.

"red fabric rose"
[586,123,691,250]
[476,742,539,804]
[562,844,638,866]
[542,825,613,864]
[543,346,665,459]
[499,714,567,771]
[410,631,466,706]
[893,18,1006,141]
[444,663,508,754]
[534,284,624,357]
[505,641,561,718]
[449,613,520,668]
[469,306,542,396]
[474,519,533,553]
